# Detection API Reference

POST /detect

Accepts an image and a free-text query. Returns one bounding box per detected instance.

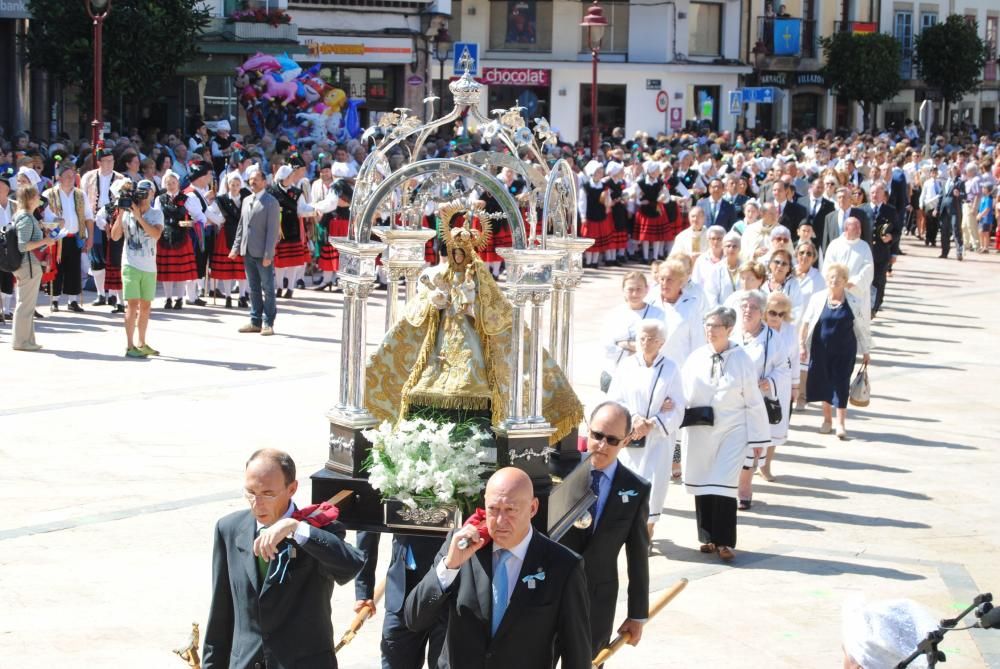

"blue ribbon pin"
[521,571,546,589]
[618,489,638,503]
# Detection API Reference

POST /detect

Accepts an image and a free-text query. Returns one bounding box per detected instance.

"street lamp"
[85,0,112,156]
[432,26,453,111]
[580,0,609,158]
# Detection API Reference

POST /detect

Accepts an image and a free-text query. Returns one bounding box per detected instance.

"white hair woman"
[691,224,727,288]
[734,290,788,508]
[607,318,685,542]
[800,262,871,439]
[758,292,798,481]
[680,306,770,561]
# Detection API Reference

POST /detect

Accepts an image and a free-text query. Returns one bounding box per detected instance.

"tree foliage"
[25,0,210,110]
[914,15,988,105]
[820,31,902,131]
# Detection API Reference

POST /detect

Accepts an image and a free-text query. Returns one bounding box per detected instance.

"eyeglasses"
[797,250,815,257]
[590,430,625,447]
[770,259,789,267]
[767,310,788,318]
[824,182,837,187]
[244,490,281,503]
[704,322,727,330]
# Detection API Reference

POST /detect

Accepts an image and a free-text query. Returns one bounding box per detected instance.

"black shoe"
[284,289,293,299]
[230,285,240,294]
[50,302,59,312]
[107,295,118,307]
[188,298,207,307]
[238,296,249,309]
[115,304,125,313]
[295,279,306,289]
[208,289,224,298]
[68,301,84,313]
[172,299,183,310]
[225,296,233,309]
[282,277,289,289]
[34,310,45,319]
[276,288,282,298]
[164,298,173,309]
[91,296,107,307]
[312,282,331,291]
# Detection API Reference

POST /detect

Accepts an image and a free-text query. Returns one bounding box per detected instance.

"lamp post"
[85,0,112,155]
[580,0,609,158]
[432,26,453,111]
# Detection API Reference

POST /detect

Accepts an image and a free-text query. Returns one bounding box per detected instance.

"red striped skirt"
[580,216,611,253]
[319,217,349,272]
[635,209,669,241]
[608,215,629,250]
[209,233,245,281]
[106,264,122,291]
[664,205,684,242]
[156,237,197,283]
[274,239,308,268]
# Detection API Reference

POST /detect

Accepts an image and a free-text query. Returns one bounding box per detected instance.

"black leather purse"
[681,406,715,427]
[761,328,782,425]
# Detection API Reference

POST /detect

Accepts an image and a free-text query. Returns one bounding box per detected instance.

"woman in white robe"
[760,248,803,322]
[681,305,771,561]
[601,271,665,391]
[734,290,790,509]
[759,292,799,481]
[704,232,742,309]
[608,319,685,538]
[793,240,823,409]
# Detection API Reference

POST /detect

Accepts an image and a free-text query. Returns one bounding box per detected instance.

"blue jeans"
[243,255,276,327]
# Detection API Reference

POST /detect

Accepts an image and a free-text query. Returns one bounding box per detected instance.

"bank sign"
[479,68,550,87]
[0,0,30,19]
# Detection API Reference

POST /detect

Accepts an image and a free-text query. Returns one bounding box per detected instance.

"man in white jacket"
[822,217,874,319]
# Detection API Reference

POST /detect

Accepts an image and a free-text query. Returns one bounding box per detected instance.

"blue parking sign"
[453,42,479,76]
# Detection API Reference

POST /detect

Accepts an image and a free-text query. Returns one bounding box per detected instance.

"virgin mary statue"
[365,200,583,443]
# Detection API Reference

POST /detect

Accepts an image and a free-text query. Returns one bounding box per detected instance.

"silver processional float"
[309,49,599,540]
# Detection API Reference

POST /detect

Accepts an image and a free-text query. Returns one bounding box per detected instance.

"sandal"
[699,543,717,554]
[718,546,736,561]
[819,421,833,434]
[738,499,752,511]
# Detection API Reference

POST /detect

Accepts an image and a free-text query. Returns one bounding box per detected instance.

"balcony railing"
[755,17,816,59]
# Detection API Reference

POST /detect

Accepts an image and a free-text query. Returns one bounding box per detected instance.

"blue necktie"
[405,545,417,571]
[491,549,512,636]
[588,470,603,530]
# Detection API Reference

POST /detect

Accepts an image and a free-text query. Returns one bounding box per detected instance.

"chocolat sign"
[480,67,551,87]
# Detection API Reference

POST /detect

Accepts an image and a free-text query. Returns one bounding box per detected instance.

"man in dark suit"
[773,178,807,243]
[203,449,366,669]
[802,176,834,249]
[231,165,280,335]
[822,187,870,253]
[697,177,739,231]
[560,401,650,661]
[404,467,592,669]
[936,163,965,260]
[868,182,900,317]
[355,532,447,669]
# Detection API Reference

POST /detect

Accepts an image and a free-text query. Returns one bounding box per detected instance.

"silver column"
[545,237,592,377]
[372,226,437,329]
[529,292,547,422]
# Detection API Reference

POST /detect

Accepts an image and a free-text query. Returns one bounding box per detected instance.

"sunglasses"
[767,309,788,318]
[590,430,625,447]
[770,259,789,266]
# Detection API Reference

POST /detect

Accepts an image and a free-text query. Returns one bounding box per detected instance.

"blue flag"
[773,19,801,56]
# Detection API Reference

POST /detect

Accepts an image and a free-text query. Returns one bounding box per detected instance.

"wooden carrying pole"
[335,577,386,652]
[592,578,688,667]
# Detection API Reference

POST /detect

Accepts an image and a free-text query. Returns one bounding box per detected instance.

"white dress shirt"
[44,188,94,234]
[256,501,312,545]
[436,527,534,604]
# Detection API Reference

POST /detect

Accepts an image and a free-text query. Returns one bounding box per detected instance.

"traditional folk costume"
[269,164,314,298]
[204,172,250,308]
[579,161,609,268]
[41,181,93,310]
[153,171,202,309]
[604,162,630,264]
[633,162,668,261]
[608,353,685,523]
[183,161,214,301]
[80,156,126,308]
[0,173,15,316]
[310,169,353,290]
[681,343,771,548]
[476,184,510,278]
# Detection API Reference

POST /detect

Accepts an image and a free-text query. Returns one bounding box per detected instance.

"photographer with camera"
[108,179,163,358]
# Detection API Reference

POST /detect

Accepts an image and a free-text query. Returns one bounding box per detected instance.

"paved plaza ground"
[2,236,999,668]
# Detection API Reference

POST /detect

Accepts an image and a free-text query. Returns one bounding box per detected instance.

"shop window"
[489,0,553,52]
[579,84,626,145]
[981,107,996,131]
[689,2,722,57]
[578,1,629,54]
[791,93,820,131]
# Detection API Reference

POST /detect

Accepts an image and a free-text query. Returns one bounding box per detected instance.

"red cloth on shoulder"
[292,502,340,527]
[462,508,492,545]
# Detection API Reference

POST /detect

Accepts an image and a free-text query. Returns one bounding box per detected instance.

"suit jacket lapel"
[473,546,493,624]
[235,512,260,597]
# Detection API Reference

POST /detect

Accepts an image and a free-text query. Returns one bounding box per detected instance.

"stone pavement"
[1,236,998,668]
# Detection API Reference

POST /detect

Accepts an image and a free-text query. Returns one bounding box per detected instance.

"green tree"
[25,0,210,115]
[914,15,989,132]
[820,31,902,132]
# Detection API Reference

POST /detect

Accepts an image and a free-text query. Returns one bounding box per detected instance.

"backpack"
[0,221,22,273]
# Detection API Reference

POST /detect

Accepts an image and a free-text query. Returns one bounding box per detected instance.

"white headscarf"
[583,160,602,178]
[842,597,938,669]
[16,166,41,187]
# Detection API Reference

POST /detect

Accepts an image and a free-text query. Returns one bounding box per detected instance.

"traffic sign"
[453,42,479,76]
[655,90,669,113]
[669,107,682,130]
[729,90,743,115]
[741,87,775,104]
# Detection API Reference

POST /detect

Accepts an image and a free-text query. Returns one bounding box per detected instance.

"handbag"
[849,362,871,407]
[761,327,782,425]
[628,362,665,448]
[681,406,714,427]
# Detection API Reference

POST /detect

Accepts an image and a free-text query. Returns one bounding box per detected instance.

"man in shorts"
[109,179,163,357]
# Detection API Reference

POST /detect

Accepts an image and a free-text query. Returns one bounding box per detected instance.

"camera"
[117,186,149,210]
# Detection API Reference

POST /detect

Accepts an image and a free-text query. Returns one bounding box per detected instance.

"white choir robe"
[691,253,722,288]
[608,353,685,521]
[738,222,777,263]
[704,259,741,310]
[822,236,874,317]
[680,344,771,498]
[672,226,709,258]
[647,290,706,369]
[794,267,824,330]
[739,325,791,449]
[601,302,666,377]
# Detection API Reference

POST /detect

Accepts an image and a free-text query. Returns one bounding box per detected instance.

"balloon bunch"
[234,51,366,142]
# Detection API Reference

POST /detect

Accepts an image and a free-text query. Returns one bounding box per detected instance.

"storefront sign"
[0,0,30,18]
[756,71,789,88]
[480,67,550,87]
[794,72,828,87]
[406,75,424,87]
[304,36,413,65]
[669,107,683,130]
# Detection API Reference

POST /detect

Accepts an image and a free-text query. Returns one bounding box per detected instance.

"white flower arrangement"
[363,418,491,512]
